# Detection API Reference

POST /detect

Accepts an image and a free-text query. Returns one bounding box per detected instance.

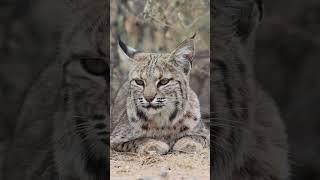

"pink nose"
[144,96,155,102]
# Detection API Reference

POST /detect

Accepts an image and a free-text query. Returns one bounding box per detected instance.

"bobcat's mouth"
[143,104,163,110]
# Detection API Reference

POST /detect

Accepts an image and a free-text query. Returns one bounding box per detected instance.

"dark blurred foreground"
[0,0,319,179]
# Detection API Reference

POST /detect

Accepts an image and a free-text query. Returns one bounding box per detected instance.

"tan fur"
[111,36,209,154]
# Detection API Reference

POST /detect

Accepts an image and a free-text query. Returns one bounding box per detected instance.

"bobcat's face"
[118,36,195,119]
[129,53,186,115]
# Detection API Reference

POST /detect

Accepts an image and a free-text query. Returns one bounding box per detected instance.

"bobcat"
[110,35,209,155]
[212,0,289,179]
[4,0,109,179]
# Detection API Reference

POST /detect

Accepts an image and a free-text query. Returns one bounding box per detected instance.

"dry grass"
[111,149,210,180]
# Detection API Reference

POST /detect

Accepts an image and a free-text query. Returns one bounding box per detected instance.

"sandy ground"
[111,149,210,180]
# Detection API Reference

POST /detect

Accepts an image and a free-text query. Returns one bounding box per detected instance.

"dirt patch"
[111,149,210,180]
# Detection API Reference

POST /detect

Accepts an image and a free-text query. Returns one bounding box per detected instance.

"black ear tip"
[117,36,130,55]
[117,36,126,49]
[190,33,197,39]
[117,35,122,44]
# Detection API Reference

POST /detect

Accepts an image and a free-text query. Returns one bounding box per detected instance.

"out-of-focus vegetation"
[111,0,209,51]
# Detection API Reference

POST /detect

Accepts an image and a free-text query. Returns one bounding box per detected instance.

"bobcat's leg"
[173,118,209,153]
[173,120,209,153]
[136,138,170,155]
[173,135,208,153]
[112,138,169,155]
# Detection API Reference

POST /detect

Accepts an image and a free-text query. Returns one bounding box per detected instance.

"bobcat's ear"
[117,38,137,62]
[169,34,196,74]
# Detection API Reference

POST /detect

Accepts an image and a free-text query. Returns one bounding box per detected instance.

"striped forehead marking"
[136,54,164,79]
[132,53,172,80]
[147,55,158,75]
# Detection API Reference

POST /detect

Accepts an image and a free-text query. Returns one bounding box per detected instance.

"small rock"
[159,167,169,177]
[137,176,157,180]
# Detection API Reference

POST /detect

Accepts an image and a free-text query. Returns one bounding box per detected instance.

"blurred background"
[0,0,319,179]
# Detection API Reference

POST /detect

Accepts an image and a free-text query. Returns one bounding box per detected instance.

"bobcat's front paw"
[173,137,204,153]
[137,139,169,155]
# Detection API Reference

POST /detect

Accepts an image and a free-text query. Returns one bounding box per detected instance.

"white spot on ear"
[170,38,195,74]
[174,46,194,62]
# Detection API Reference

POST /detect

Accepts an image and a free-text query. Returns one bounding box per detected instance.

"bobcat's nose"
[144,95,155,102]
[144,85,157,102]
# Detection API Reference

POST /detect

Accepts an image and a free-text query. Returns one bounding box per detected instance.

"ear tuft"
[190,32,197,39]
[117,37,137,62]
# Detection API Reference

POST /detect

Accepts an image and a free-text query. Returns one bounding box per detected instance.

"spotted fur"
[111,36,209,154]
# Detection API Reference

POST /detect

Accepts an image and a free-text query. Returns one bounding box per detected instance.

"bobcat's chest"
[137,106,200,139]
[139,116,190,141]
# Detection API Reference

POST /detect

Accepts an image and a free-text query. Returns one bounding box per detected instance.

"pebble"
[159,167,169,177]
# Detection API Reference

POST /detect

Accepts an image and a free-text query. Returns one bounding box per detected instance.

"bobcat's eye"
[80,58,108,76]
[134,79,144,86]
[158,78,170,86]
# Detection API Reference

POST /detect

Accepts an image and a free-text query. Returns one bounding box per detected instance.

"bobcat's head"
[118,35,195,124]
